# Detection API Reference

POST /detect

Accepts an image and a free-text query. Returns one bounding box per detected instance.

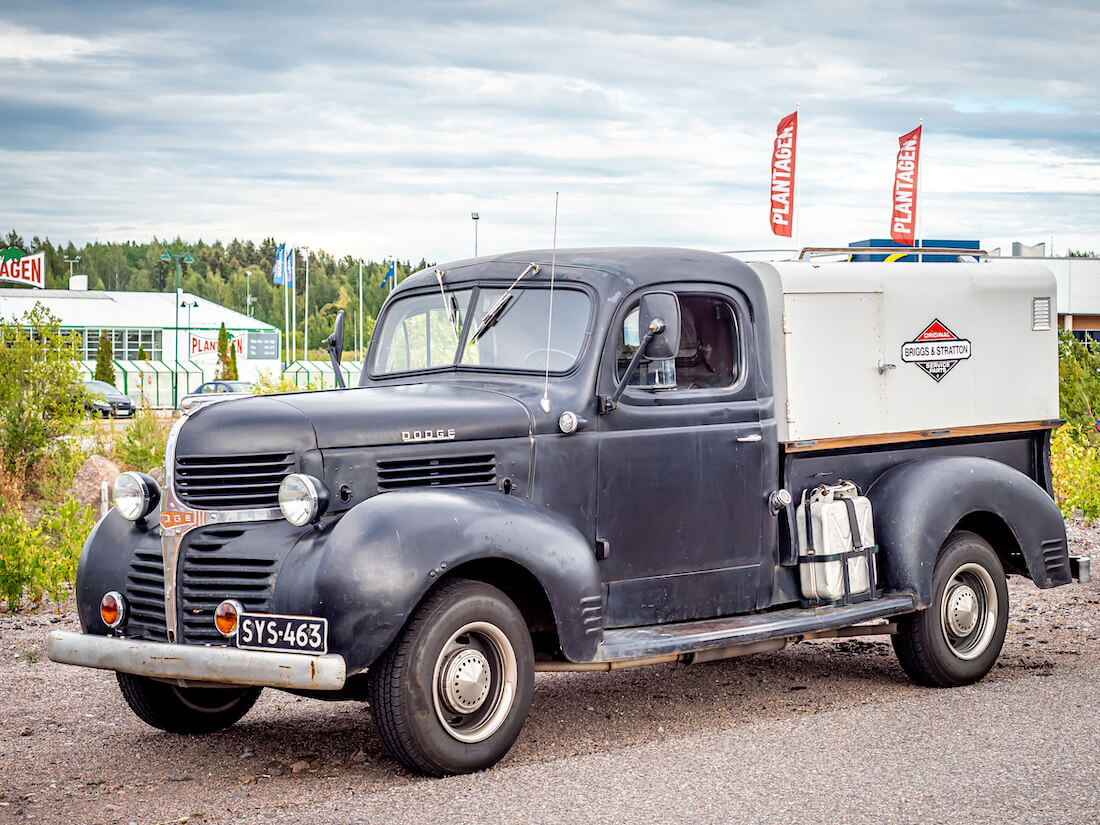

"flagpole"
[282,247,289,369]
[916,117,924,262]
[357,259,363,361]
[292,250,298,363]
[304,253,310,362]
[793,102,800,256]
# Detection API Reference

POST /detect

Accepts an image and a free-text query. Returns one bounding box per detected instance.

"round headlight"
[278,474,328,526]
[113,471,161,521]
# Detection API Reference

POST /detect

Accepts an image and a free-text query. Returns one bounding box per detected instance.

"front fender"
[277,489,602,674]
[867,456,1069,607]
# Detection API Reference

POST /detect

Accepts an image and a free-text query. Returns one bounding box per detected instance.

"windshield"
[371,286,590,376]
[84,381,120,394]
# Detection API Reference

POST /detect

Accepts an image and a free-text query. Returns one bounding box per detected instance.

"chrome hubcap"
[431,621,518,744]
[945,584,980,636]
[940,562,999,661]
[440,649,492,714]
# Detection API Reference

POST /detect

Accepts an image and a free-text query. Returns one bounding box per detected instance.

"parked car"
[178,380,253,411]
[83,380,135,418]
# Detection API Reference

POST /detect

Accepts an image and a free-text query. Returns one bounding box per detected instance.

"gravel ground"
[2,520,1097,825]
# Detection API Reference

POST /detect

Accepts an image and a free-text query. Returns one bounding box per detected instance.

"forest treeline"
[1,229,432,354]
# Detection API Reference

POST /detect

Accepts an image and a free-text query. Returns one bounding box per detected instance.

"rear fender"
[278,489,602,674]
[867,456,1069,606]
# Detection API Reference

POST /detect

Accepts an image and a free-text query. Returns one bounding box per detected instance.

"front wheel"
[892,530,1009,687]
[368,579,534,776]
[116,672,262,733]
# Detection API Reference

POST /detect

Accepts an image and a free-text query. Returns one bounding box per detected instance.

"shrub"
[94,330,116,385]
[0,303,88,491]
[1058,332,1100,430]
[0,499,95,612]
[114,407,168,472]
[252,369,321,394]
[1050,424,1100,520]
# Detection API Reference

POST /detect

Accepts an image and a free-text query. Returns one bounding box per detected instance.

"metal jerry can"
[795,481,879,605]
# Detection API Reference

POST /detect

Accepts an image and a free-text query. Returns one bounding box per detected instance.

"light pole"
[357,258,364,359]
[161,250,194,407]
[245,270,256,318]
[180,298,198,370]
[64,256,81,285]
[471,212,479,257]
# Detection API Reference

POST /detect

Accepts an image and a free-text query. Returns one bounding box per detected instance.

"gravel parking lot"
[3,521,1097,824]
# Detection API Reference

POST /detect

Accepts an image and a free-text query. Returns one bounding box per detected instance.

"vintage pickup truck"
[49,246,1089,776]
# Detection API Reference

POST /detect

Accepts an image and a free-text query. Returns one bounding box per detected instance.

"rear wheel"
[892,530,1009,687]
[368,579,534,776]
[116,672,261,734]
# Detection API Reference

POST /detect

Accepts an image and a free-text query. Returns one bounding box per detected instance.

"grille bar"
[124,548,167,642]
[175,452,295,509]
[378,454,496,490]
[178,528,278,646]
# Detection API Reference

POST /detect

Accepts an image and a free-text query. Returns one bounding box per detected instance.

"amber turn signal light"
[214,600,244,637]
[100,591,126,629]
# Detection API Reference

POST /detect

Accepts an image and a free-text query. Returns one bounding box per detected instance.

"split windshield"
[370,286,591,376]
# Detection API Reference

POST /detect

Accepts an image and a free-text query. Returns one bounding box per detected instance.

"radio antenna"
[539,193,559,415]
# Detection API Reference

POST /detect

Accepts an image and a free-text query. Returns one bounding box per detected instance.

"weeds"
[18,641,40,663]
[0,499,95,612]
[113,408,168,472]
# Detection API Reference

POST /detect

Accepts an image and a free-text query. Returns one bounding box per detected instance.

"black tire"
[116,672,262,734]
[892,530,1009,687]
[367,579,535,776]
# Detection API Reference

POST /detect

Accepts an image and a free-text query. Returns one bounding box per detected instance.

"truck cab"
[49,247,1086,776]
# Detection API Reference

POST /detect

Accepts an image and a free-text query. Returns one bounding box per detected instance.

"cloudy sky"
[1,1,1097,263]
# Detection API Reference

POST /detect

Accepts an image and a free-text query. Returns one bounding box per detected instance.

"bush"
[1058,332,1100,430]
[252,369,321,394]
[1050,424,1100,520]
[0,499,95,612]
[114,407,168,472]
[0,303,88,493]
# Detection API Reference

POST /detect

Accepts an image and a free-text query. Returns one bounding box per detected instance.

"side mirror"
[325,310,346,388]
[638,291,681,360]
[601,290,682,414]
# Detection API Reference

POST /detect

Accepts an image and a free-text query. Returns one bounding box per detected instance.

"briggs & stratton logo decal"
[900,319,972,382]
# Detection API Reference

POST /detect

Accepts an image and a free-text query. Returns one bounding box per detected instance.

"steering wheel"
[522,348,573,369]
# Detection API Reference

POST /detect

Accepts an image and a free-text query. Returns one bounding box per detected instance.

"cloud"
[0,0,1098,260]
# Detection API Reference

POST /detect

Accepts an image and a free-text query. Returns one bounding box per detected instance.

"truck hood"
[174,383,532,457]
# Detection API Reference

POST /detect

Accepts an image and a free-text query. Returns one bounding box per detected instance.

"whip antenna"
[540,192,559,415]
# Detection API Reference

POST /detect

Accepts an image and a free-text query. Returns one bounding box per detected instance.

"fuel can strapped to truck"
[49,246,1088,776]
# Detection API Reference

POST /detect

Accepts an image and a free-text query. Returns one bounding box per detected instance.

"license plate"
[236,613,327,655]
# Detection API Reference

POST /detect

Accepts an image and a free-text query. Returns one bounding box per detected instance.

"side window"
[616,294,740,391]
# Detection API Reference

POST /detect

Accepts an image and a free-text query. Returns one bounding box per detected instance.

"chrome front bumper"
[47,631,347,691]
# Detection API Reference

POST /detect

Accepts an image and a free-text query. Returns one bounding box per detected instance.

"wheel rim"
[431,621,518,744]
[940,562,998,661]
[171,685,248,714]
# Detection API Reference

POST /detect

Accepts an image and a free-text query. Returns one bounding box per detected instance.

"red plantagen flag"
[769,111,798,237]
[890,124,922,245]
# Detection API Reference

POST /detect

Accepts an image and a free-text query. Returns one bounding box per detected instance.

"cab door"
[595,286,772,628]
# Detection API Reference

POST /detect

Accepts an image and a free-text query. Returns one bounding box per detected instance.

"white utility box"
[750,260,1059,444]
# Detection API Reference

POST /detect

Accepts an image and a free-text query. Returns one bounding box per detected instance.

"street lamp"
[245,270,256,318]
[64,256,81,284]
[161,250,194,407]
[180,299,199,365]
[471,212,479,257]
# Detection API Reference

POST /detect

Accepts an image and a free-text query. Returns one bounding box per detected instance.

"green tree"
[226,342,239,380]
[136,344,148,360]
[1068,250,1096,258]
[94,331,115,384]
[1058,332,1100,430]
[216,322,230,379]
[0,304,87,486]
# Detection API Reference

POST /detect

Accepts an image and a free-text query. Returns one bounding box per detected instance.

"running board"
[594,594,917,663]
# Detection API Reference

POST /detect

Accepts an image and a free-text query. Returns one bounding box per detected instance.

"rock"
[228,791,248,799]
[168,774,192,782]
[237,775,256,785]
[264,765,283,777]
[240,749,254,759]
[147,465,166,486]
[349,750,368,764]
[19,727,32,737]
[71,455,120,513]
[289,760,311,773]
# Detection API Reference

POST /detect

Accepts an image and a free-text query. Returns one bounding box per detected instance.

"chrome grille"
[174,452,295,509]
[124,547,167,642]
[178,528,278,645]
[377,454,496,490]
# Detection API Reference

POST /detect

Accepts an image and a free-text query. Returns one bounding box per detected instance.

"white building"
[0,287,281,407]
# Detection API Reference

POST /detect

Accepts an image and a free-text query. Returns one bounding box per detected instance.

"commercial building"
[0,287,281,407]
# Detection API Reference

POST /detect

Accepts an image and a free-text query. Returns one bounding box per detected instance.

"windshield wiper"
[434,269,461,343]
[469,262,539,343]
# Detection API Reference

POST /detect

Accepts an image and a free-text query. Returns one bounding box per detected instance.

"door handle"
[737,433,762,443]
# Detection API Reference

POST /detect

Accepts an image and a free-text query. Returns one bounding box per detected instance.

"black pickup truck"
[49,247,1088,776]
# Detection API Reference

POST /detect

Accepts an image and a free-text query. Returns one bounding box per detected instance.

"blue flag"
[285,247,295,288]
[273,243,284,284]
[380,261,396,289]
